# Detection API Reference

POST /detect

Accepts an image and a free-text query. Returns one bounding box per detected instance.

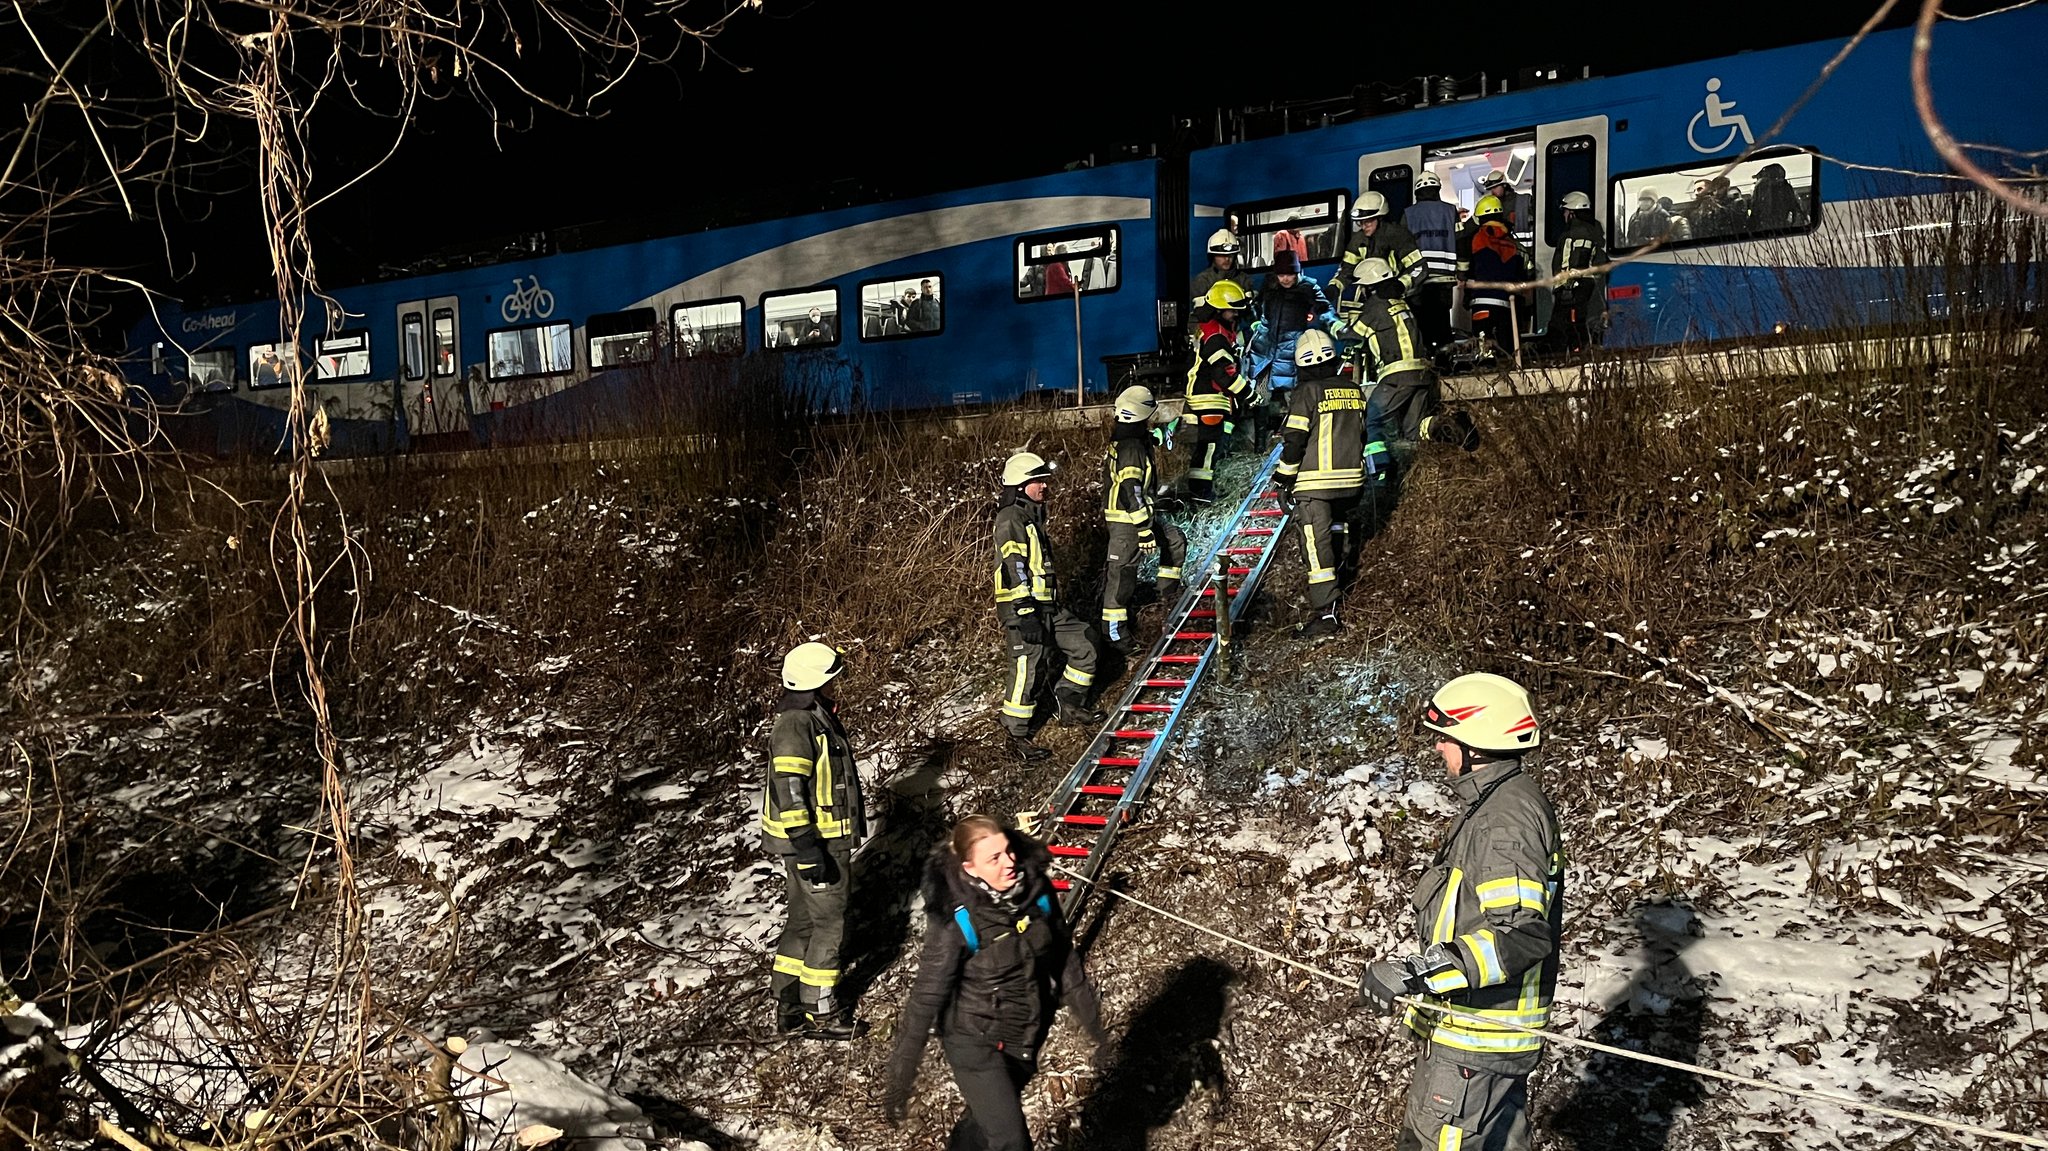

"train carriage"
[124,6,2044,460]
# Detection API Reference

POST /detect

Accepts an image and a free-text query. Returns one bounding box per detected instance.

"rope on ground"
[1052,863,2048,1150]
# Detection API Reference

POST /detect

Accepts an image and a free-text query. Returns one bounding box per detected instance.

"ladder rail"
[1039,444,1293,918]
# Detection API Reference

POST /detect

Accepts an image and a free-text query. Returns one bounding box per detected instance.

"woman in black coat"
[882,815,1107,1151]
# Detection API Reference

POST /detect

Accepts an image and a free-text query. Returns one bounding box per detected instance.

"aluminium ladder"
[1038,443,1295,917]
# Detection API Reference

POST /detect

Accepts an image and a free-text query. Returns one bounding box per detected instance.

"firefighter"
[1551,190,1609,356]
[994,451,1105,761]
[1359,673,1563,1151]
[1101,385,1188,655]
[1183,280,1252,505]
[1273,330,1365,639]
[1466,194,1530,361]
[1404,172,1462,358]
[1189,227,1257,334]
[761,641,868,1040]
[1327,192,1425,322]
[1343,257,1479,454]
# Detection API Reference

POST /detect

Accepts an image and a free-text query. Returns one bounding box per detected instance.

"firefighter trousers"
[1295,494,1360,613]
[1394,1041,1532,1151]
[1000,610,1098,736]
[1187,414,1230,502]
[772,836,853,1017]
[1373,369,1442,444]
[1102,521,1188,631]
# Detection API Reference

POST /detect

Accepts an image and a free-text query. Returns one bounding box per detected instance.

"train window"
[314,330,372,382]
[1367,166,1414,220]
[1543,136,1598,247]
[1611,146,1819,252]
[671,297,744,358]
[401,312,427,382]
[1226,192,1345,272]
[248,340,298,390]
[486,321,574,380]
[858,273,943,340]
[1015,227,1120,301]
[432,310,457,378]
[188,347,237,393]
[761,287,839,350]
[587,307,657,369]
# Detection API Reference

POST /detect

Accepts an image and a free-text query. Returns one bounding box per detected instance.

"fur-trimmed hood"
[920,828,1054,918]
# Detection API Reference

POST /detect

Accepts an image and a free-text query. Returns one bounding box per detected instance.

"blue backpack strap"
[1037,894,1053,917]
[954,906,980,954]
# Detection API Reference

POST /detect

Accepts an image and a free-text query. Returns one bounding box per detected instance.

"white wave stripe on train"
[631,195,1152,318]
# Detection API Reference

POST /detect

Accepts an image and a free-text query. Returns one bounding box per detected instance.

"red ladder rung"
[1060,814,1109,827]
[1142,678,1188,688]
[1048,844,1090,857]
[1156,654,1200,664]
[1249,508,1285,517]
[1228,567,1253,576]
[1223,547,1264,555]
[1080,784,1127,795]
[1110,729,1158,739]
[1238,528,1276,536]
[1095,757,1141,767]
[1128,703,1173,713]
[1173,631,1215,640]
[1188,609,1218,619]
[1052,879,1073,890]
[1200,588,1244,597]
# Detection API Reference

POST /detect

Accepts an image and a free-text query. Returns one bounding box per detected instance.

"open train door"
[395,296,466,445]
[1351,144,1427,330]
[1532,116,1609,343]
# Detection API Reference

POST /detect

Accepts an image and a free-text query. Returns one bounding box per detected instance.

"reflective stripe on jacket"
[1276,369,1366,496]
[1348,297,1435,384]
[993,495,1056,621]
[1404,758,1564,1074]
[1185,319,1248,414]
[1102,425,1155,527]
[761,691,865,847]
[1404,199,1461,284]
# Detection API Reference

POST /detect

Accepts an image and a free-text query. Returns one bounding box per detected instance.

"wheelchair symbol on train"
[1687,78,1755,155]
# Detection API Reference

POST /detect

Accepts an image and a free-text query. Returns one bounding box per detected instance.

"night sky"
[56,0,1942,311]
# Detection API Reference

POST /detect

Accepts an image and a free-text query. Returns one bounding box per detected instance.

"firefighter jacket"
[1404,198,1461,285]
[1404,757,1564,1075]
[1467,223,1530,312]
[1189,264,1258,329]
[1346,296,1435,390]
[1103,422,1159,531]
[1551,216,1608,304]
[885,831,1105,1076]
[993,490,1060,625]
[1330,218,1426,306]
[1184,318,1249,417]
[1276,364,1366,498]
[1248,274,1334,393]
[760,689,866,854]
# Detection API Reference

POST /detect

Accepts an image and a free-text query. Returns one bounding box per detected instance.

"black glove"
[790,834,839,887]
[1358,959,1420,1015]
[1012,610,1046,646]
[881,1091,908,1127]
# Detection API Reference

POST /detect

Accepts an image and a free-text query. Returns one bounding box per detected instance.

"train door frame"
[1532,115,1610,343]
[396,295,465,439]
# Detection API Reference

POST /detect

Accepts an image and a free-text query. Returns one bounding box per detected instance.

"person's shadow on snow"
[1541,902,1708,1151]
[837,738,954,1012]
[1075,955,1236,1151]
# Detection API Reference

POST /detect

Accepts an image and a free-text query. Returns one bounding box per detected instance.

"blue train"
[124,6,2045,458]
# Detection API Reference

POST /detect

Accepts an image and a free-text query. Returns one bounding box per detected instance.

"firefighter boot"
[799,1013,869,1042]
[1007,730,1053,763]
[1296,611,1342,640]
[1054,689,1108,728]
[1151,578,1183,611]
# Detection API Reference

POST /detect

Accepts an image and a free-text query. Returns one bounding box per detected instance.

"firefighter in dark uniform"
[1101,385,1187,654]
[1273,329,1365,640]
[1359,673,1564,1151]
[882,815,1108,1150]
[1551,190,1610,356]
[994,451,1105,761]
[1188,227,1257,336]
[1183,280,1252,505]
[1328,192,1426,317]
[761,641,867,1040]
[1343,257,1479,455]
